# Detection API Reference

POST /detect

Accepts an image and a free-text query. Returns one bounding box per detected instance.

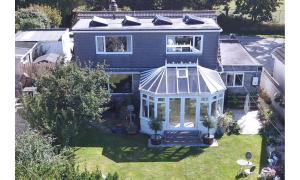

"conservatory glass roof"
[139,62,226,95]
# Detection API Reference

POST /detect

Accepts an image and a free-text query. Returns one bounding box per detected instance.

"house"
[15,28,73,63]
[272,46,285,93]
[71,11,262,135]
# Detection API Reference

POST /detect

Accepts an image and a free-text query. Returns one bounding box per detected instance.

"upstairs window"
[166,35,203,54]
[226,73,244,87]
[96,35,132,54]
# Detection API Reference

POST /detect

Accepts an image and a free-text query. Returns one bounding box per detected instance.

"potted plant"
[148,118,163,145]
[202,117,216,145]
[215,111,233,138]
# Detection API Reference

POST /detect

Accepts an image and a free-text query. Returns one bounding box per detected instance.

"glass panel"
[184,98,196,128]
[149,101,155,119]
[167,68,177,93]
[157,102,165,120]
[166,35,193,52]
[194,36,202,52]
[109,74,132,93]
[217,99,223,115]
[169,98,181,128]
[96,36,104,52]
[200,102,209,121]
[235,74,244,86]
[226,74,234,86]
[142,99,148,117]
[142,94,147,99]
[178,69,187,78]
[188,67,199,93]
[105,36,131,52]
[211,101,217,118]
[178,78,188,93]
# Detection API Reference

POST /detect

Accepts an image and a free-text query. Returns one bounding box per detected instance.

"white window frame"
[107,73,134,95]
[95,35,133,54]
[225,72,244,87]
[177,68,188,78]
[165,35,203,54]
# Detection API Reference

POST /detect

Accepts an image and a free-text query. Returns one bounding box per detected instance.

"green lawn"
[74,129,267,180]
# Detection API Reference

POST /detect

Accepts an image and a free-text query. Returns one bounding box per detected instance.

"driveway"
[221,35,285,74]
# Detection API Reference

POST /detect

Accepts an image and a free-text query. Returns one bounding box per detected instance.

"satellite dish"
[246,151,252,161]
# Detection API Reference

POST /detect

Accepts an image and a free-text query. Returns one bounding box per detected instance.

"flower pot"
[203,134,214,145]
[150,134,162,145]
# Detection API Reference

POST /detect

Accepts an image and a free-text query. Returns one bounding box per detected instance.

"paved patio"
[231,109,262,135]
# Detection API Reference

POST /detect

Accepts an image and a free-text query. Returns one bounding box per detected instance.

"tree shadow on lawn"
[73,128,205,163]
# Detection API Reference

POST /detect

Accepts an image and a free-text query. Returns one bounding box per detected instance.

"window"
[226,73,244,87]
[200,102,209,121]
[149,100,155,119]
[166,35,203,54]
[142,98,148,117]
[177,68,188,78]
[95,35,132,54]
[185,98,196,128]
[109,74,133,93]
[157,98,165,120]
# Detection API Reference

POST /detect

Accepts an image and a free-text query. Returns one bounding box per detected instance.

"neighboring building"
[272,46,285,93]
[71,11,262,135]
[15,28,73,62]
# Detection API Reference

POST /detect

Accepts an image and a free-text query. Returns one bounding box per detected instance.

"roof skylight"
[89,16,108,27]
[122,16,141,26]
[152,15,173,25]
[183,14,204,25]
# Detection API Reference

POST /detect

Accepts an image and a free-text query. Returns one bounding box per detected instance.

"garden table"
[236,159,253,175]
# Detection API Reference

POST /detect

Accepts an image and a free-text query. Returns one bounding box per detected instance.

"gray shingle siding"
[73,31,219,70]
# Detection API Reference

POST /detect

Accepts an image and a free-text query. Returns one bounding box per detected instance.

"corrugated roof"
[220,39,261,66]
[72,17,221,31]
[15,42,37,58]
[272,46,285,64]
[15,29,68,42]
[75,10,217,20]
[139,63,226,95]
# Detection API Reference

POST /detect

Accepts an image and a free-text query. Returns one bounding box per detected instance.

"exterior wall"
[221,65,262,95]
[73,31,220,70]
[272,59,285,91]
[260,70,285,118]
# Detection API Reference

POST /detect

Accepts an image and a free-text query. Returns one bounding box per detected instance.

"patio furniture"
[244,166,256,176]
[236,159,253,176]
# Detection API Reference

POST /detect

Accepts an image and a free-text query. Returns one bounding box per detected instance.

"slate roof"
[34,53,61,64]
[272,46,285,64]
[139,63,226,95]
[76,10,217,20]
[15,29,68,42]
[72,16,221,31]
[219,39,261,66]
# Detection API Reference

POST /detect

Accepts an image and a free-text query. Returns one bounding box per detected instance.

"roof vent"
[183,14,204,25]
[122,16,141,26]
[152,15,173,25]
[89,16,108,27]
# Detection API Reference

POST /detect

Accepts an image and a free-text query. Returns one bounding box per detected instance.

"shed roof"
[15,41,37,59]
[15,29,68,42]
[220,39,261,66]
[272,46,285,64]
[139,63,226,95]
[72,16,221,31]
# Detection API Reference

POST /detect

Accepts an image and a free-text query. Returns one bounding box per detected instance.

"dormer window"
[166,35,203,54]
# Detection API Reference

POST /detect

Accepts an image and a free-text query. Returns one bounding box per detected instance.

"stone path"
[231,109,262,135]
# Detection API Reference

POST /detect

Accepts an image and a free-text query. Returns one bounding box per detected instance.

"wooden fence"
[17,63,54,79]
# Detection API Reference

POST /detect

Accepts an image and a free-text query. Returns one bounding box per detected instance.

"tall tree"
[15,8,50,31]
[21,62,111,146]
[235,0,281,22]
[28,4,62,27]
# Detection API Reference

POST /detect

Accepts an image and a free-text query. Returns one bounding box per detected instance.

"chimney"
[109,0,118,11]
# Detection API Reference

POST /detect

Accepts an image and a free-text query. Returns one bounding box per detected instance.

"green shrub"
[28,4,62,27]
[259,88,272,104]
[15,8,51,31]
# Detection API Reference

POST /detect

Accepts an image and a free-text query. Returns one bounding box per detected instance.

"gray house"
[72,11,262,135]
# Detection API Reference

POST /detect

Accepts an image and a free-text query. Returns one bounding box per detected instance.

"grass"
[74,128,267,180]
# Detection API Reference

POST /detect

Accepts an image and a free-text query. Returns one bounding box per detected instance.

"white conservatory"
[139,62,226,135]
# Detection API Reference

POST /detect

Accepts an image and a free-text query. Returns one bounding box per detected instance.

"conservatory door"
[168,98,197,129]
[169,98,181,129]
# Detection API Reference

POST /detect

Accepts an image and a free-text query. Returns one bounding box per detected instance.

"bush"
[15,8,51,31]
[218,14,285,35]
[259,88,272,105]
[28,4,62,27]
